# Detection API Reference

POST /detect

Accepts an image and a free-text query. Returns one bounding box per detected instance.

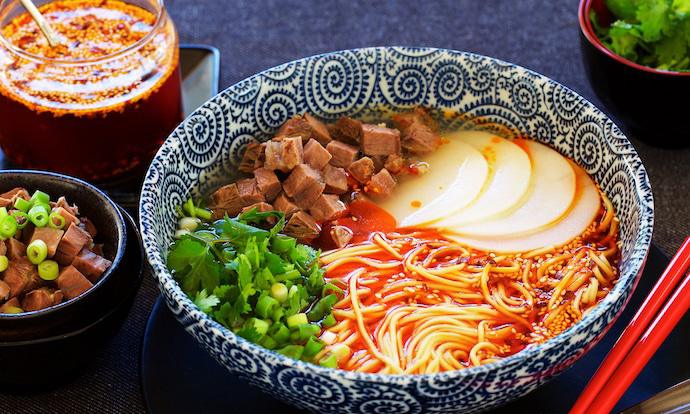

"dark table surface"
[1,0,688,413]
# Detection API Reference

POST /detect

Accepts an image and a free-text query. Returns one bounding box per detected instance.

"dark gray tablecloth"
[1,0,688,413]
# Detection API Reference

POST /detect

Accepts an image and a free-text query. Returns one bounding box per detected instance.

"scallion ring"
[10,211,29,229]
[27,239,48,265]
[0,215,18,239]
[38,260,59,281]
[28,205,49,227]
[0,256,8,272]
[48,212,66,229]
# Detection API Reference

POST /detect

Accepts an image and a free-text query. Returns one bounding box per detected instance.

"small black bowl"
[579,0,690,148]
[0,207,144,387]
[0,170,126,340]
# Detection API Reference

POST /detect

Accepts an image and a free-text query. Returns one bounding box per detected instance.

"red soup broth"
[0,0,182,182]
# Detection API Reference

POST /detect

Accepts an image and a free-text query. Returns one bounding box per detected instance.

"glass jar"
[0,0,183,183]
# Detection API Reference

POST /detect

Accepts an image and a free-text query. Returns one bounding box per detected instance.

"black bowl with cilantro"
[579,0,690,147]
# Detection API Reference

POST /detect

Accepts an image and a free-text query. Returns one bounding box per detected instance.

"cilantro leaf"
[168,239,221,296]
[236,325,262,342]
[637,0,673,41]
[193,289,220,313]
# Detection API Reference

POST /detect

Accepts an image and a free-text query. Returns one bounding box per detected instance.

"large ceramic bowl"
[140,47,654,413]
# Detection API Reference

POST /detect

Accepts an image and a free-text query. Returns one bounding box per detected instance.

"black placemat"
[2,1,689,413]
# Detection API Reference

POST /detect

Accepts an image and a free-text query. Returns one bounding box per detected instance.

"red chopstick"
[570,236,690,414]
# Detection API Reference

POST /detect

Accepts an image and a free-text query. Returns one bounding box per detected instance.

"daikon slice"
[432,132,531,228]
[378,139,489,227]
[450,139,576,236]
[446,161,601,253]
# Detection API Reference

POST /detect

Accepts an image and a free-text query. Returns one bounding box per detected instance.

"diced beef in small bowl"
[0,187,112,313]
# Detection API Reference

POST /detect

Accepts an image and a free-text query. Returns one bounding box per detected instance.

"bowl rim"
[0,170,127,321]
[578,0,690,77]
[140,46,654,384]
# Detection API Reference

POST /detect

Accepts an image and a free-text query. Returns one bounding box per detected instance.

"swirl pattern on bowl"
[140,47,653,414]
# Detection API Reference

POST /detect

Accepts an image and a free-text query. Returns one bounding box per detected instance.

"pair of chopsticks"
[570,236,690,414]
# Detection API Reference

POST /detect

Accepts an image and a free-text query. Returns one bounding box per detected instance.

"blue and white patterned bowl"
[139,47,654,413]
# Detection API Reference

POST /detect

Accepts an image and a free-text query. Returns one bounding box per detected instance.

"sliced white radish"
[431,131,531,228]
[446,161,601,253]
[377,139,489,227]
[449,139,576,237]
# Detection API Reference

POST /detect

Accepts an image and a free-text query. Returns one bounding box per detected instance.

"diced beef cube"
[275,115,313,144]
[57,266,93,300]
[326,141,359,168]
[0,239,5,256]
[23,270,46,294]
[0,297,20,313]
[322,165,348,194]
[370,156,385,173]
[57,223,92,260]
[283,211,321,241]
[309,194,347,222]
[2,258,34,298]
[5,237,26,261]
[264,137,303,172]
[51,206,80,228]
[91,244,104,257]
[347,157,375,184]
[295,181,326,210]
[330,226,353,248]
[282,164,322,198]
[52,290,64,306]
[239,142,263,173]
[367,169,398,198]
[0,198,11,208]
[303,139,332,170]
[30,227,64,258]
[22,289,55,312]
[72,249,113,282]
[56,196,79,216]
[273,193,301,219]
[304,113,332,145]
[401,122,440,153]
[78,217,98,238]
[0,280,9,300]
[208,183,244,220]
[331,116,363,145]
[254,143,267,169]
[53,251,74,267]
[385,154,405,174]
[253,168,282,202]
[392,107,437,130]
[361,124,401,156]
[237,179,264,206]
[241,202,274,214]
[1,188,29,203]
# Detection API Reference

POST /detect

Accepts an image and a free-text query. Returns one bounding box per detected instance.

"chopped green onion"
[13,198,30,213]
[27,239,48,265]
[174,229,191,239]
[270,235,296,254]
[274,345,304,360]
[38,260,59,281]
[178,217,200,232]
[3,307,23,314]
[319,354,338,368]
[271,307,285,322]
[28,205,49,227]
[0,207,7,218]
[194,207,212,221]
[0,215,18,239]
[330,343,351,361]
[48,212,66,229]
[287,313,308,328]
[244,317,270,336]
[274,269,301,282]
[183,198,196,218]
[321,313,337,328]
[0,256,8,272]
[290,323,321,343]
[255,295,280,319]
[322,283,344,298]
[10,211,28,229]
[308,294,338,322]
[303,336,325,358]
[270,282,288,302]
[29,190,50,207]
[268,323,290,344]
[258,335,278,350]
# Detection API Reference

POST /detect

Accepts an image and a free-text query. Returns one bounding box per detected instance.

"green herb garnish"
[592,0,690,71]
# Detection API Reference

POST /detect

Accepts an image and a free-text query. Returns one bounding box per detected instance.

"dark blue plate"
[140,244,690,413]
